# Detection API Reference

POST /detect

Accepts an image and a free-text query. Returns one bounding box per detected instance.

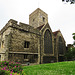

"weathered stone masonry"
[0,8,66,65]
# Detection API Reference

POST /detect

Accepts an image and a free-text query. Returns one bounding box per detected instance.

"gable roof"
[29,8,48,17]
[53,30,60,37]
[36,25,45,30]
[53,30,66,43]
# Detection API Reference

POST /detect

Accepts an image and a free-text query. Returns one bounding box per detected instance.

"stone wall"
[29,8,48,28]
[10,27,40,53]
[0,8,66,64]
[8,53,38,64]
[0,27,12,53]
[40,23,55,63]
[0,54,5,61]
[0,35,1,48]
[54,31,66,62]
[0,19,41,64]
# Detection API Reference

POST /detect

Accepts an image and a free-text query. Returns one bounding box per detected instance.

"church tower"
[29,8,48,28]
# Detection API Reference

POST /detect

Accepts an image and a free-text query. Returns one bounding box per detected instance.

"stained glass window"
[44,30,53,54]
[58,36,63,54]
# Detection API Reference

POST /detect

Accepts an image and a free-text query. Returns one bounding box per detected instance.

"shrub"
[0,68,10,75]
[0,61,23,74]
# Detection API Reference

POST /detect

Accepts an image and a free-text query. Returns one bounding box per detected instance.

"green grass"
[23,61,75,75]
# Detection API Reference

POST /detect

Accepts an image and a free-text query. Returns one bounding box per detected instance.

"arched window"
[58,36,63,54]
[44,29,53,54]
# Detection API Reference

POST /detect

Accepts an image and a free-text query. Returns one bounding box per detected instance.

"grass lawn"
[23,61,75,75]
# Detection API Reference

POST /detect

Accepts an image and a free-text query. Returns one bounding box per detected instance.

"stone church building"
[0,8,66,64]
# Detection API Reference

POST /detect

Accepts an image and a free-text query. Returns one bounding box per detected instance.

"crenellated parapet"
[8,19,18,24]
[19,22,40,35]
[0,19,40,35]
[0,19,18,34]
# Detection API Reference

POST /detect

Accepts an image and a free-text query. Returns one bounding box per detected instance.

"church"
[0,8,66,65]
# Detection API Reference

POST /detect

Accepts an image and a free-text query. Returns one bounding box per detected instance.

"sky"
[0,0,75,45]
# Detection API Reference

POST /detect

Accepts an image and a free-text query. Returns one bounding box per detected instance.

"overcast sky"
[0,0,75,45]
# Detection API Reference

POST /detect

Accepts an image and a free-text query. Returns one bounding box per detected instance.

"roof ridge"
[53,30,60,37]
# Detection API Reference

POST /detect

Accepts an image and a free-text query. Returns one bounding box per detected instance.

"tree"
[73,33,75,45]
[65,33,75,61]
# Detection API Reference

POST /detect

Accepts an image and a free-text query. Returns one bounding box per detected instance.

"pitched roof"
[36,25,44,30]
[53,30,60,37]
[29,8,48,17]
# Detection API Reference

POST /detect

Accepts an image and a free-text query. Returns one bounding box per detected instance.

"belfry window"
[33,19,35,22]
[24,41,30,48]
[43,17,45,22]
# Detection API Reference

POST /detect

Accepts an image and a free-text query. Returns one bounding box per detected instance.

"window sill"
[24,48,29,50]
[24,59,29,61]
